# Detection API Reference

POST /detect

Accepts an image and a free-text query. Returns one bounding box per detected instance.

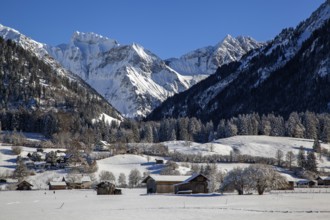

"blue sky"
[0,0,325,59]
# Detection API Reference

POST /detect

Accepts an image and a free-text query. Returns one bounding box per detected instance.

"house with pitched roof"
[142,175,190,194]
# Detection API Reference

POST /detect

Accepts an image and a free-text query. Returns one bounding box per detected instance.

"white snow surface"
[1,188,330,220]
[162,136,330,172]
[46,34,193,118]
[91,113,122,125]
[96,154,165,180]
[167,35,263,76]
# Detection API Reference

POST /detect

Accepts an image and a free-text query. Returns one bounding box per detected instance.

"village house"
[49,177,67,190]
[315,176,330,186]
[16,180,33,190]
[67,175,92,189]
[94,141,113,153]
[96,181,121,195]
[296,179,317,188]
[174,174,209,194]
[49,181,67,190]
[142,175,190,194]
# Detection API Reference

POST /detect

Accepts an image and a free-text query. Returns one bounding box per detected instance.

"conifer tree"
[297,146,306,169]
[306,151,318,173]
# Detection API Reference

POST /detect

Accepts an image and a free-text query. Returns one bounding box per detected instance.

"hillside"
[0,37,122,138]
[147,1,330,122]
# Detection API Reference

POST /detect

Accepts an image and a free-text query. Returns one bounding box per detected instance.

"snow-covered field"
[163,136,330,171]
[164,136,330,157]
[2,135,330,188]
[1,188,330,220]
[97,154,165,178]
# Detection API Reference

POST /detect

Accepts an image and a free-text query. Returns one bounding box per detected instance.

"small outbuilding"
[174,174,209,194]
[296,179,317,188]
[49,181,67,190]
[96,181,120,195]
[16,180,33,190]
[315,176,330,186]
[155,159,164,164]
[142,175,190,194]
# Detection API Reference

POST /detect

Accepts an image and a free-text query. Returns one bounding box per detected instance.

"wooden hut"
[96,181,117,195]
[316,176,330,186]
[174,174,209,194]
[296,179,317,188]
[155,159,164,164]
[142,175,190,194]
[16,180,33,190]
[49,181,67,190]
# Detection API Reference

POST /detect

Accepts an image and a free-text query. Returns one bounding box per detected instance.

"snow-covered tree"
[306,151,318,173]
[225,120,238,137]
[216,119,226,138]
[312,139,321,153]
[118,173,127,188]
[260,115,271,136]
[297,146,306,169]
[13,158,29,181]
[128,169,142,188]
[302,112,319,139]
[285,151,296,170]
[275,149,284,167]
[244,164,287,195]
[286,112,305,138]
[99,170,116,183]
[220,167,246,195]
[204,164,224,192]
[237,115,249,135]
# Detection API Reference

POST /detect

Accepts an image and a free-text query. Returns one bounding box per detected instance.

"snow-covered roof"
[144,175,190,183]
[317,176,330,181]
[297,179,317,184]
[49,182,67,186]
[81,176,91,182]
[174,174,208,186]
[52,177,65,182]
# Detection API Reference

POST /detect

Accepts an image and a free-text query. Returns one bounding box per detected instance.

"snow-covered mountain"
[0,24,70,78]
[166,35,263,76]
[148,0,330,122]
[0,24,123,130]
[46,33,193,118]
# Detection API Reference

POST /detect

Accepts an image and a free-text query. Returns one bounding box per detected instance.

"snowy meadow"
[1,188,330,220]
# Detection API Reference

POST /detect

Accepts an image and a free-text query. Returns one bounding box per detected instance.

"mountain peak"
[71,31,119,49]
[0,23,21,41]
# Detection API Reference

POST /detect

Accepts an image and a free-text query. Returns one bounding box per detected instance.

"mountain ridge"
[147,0,330,123]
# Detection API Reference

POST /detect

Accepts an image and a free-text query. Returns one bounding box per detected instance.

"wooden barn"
[174,174,209,194]
[67,175,92,189]
[96,181,121,195]
[155,159,164,164]
[316,176,330,186]
[296,179,317,188]
[16,180,33,190]
[142,175,190,194]
[49,181,67,190]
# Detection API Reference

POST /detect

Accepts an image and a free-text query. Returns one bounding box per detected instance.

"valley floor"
[1,188,330,220]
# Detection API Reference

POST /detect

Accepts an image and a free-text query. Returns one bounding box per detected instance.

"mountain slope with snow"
[166,35,263,76]
[0,26,123,137]
[148,0,330,122]
[46,33,194,118]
